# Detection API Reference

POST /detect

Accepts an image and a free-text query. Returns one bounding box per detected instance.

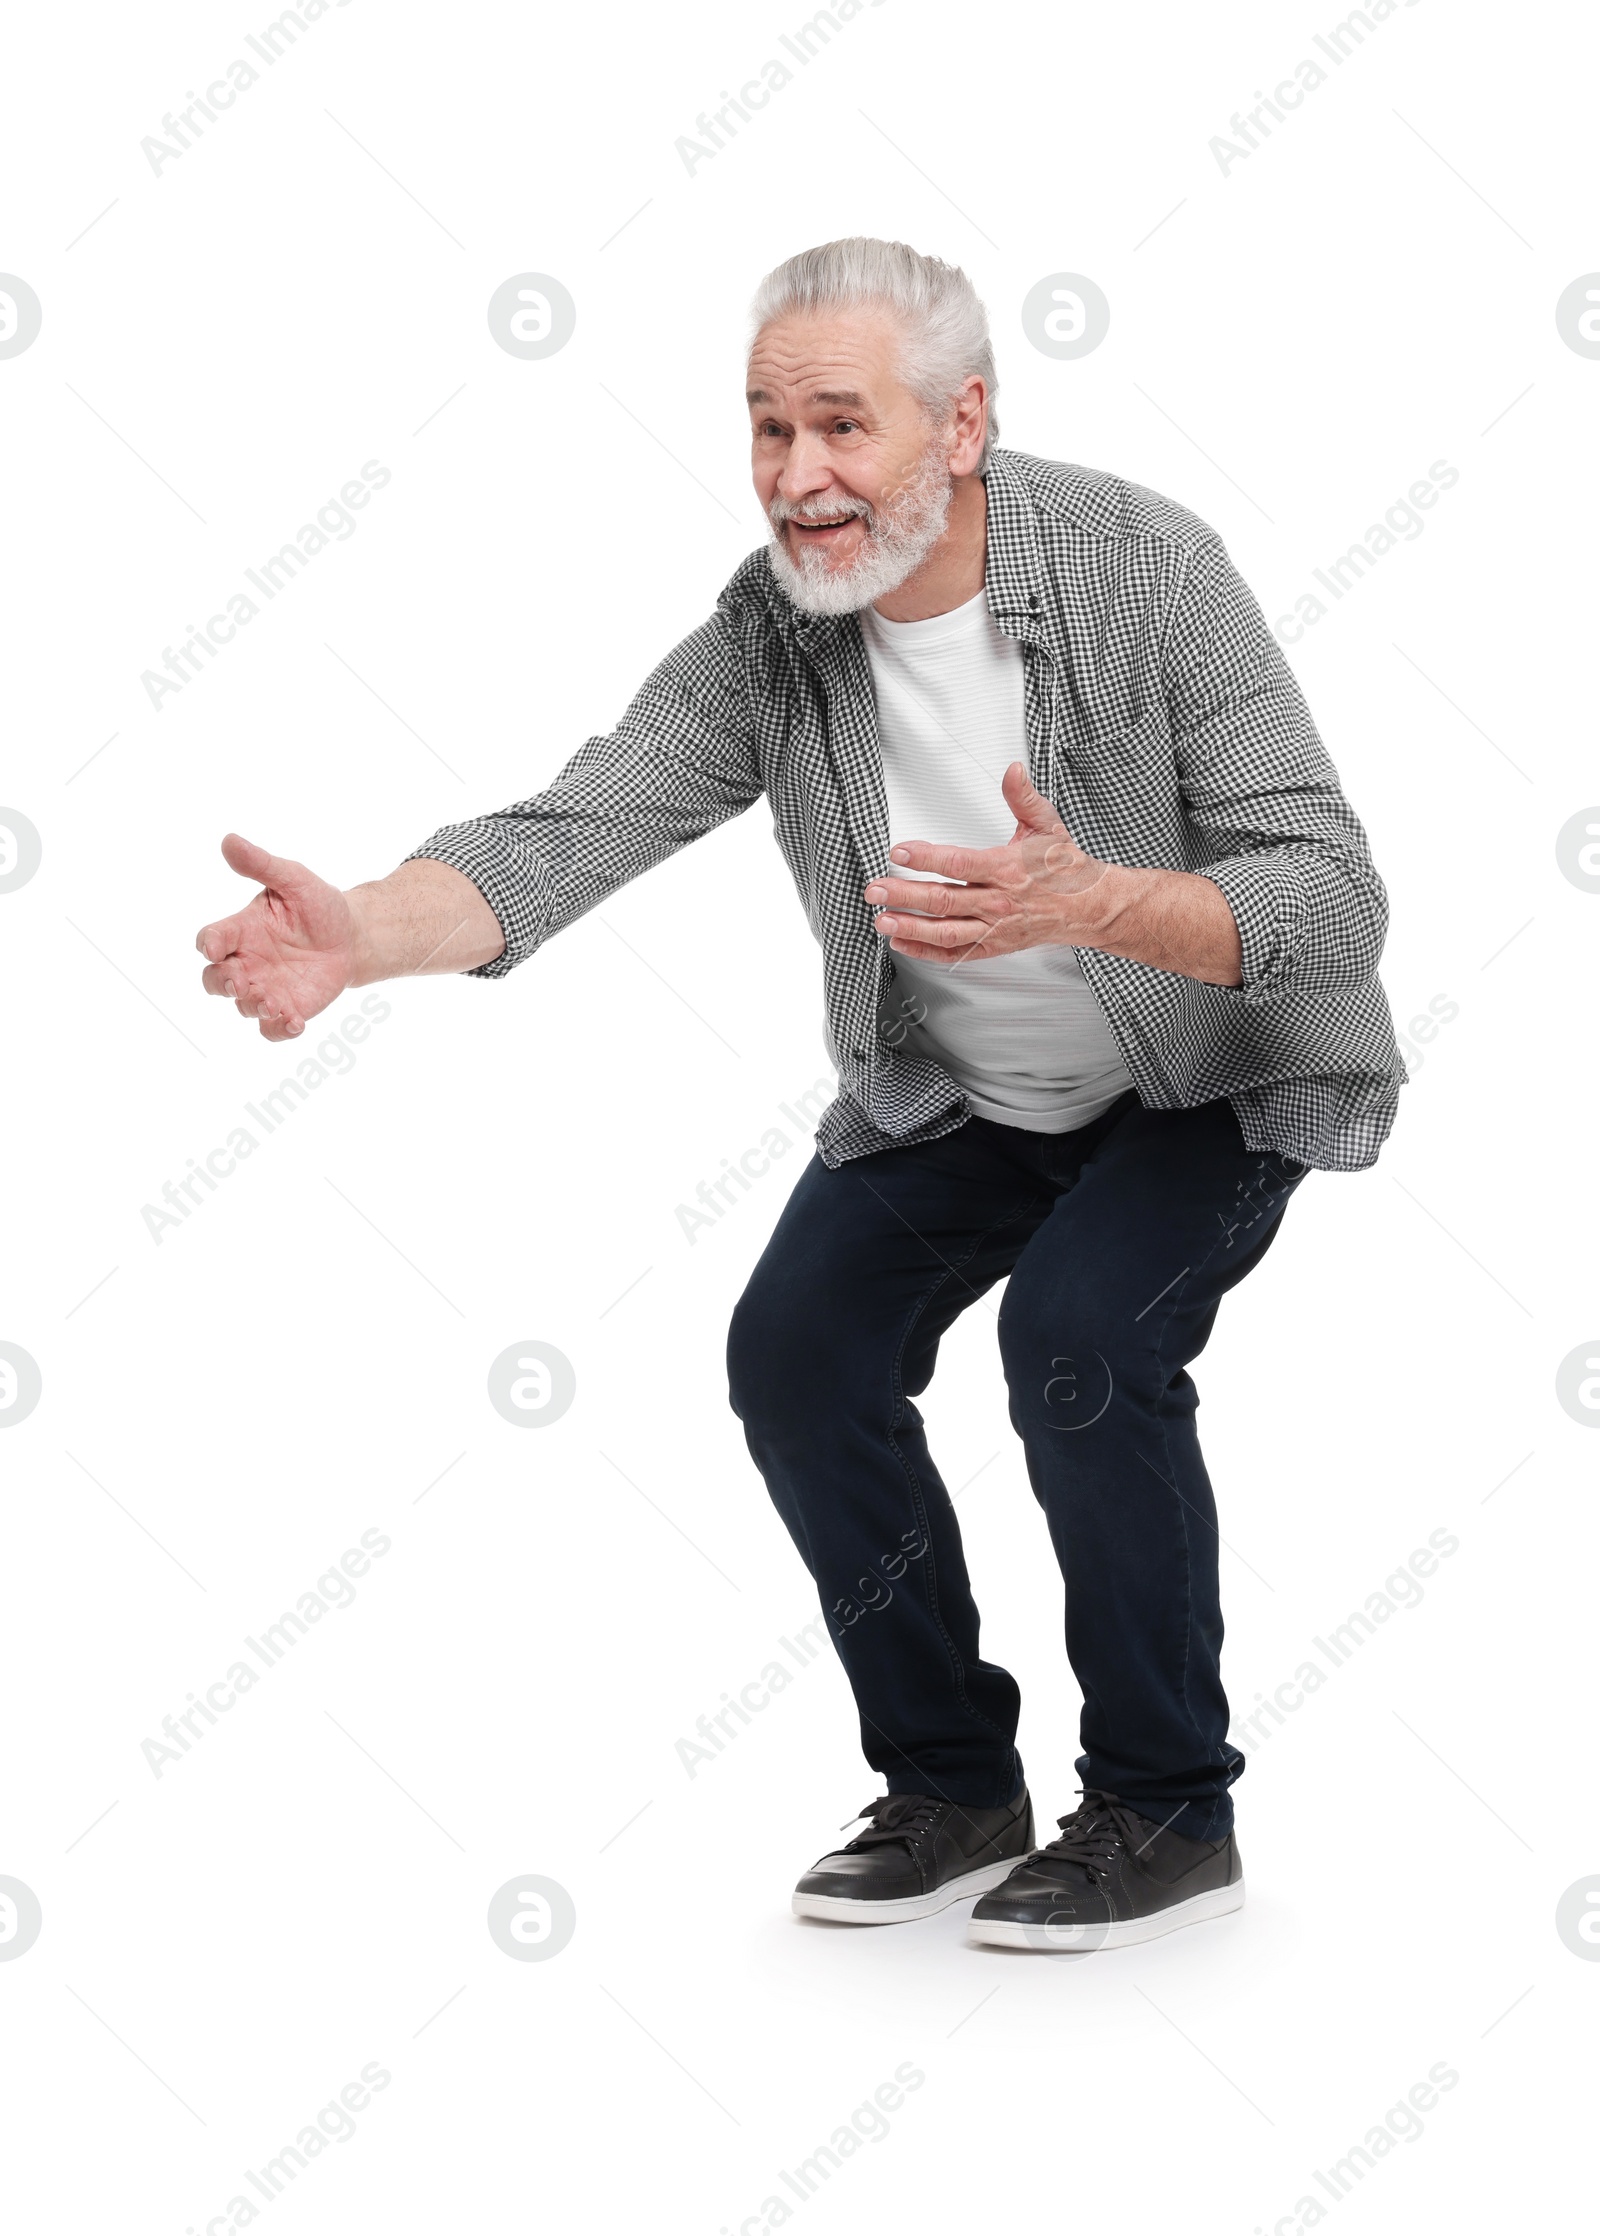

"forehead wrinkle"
[746,319,900,398]
[747,356,881,390]
[748,387,873,412]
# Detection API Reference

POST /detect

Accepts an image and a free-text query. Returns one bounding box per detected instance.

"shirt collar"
[980,450,1047,641]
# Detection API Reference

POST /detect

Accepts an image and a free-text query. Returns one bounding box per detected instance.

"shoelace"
[1031,1790,1154,1884]
[838,1794,946,1853]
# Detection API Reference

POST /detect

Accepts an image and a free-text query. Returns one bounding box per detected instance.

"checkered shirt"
[408,448,1406,1171]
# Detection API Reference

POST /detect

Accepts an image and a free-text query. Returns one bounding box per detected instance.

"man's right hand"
[196,838,507,1038]
[196,834,356,1042]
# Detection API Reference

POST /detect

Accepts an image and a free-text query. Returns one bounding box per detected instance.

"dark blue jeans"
[726,1091,1307,1843]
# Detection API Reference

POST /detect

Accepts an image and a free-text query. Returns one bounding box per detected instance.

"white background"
[1,0,1595,2229]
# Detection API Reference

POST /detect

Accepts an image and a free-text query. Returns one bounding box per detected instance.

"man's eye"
[833,420,859,434]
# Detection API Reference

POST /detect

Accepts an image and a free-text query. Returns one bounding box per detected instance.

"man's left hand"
[863,762,1110,963]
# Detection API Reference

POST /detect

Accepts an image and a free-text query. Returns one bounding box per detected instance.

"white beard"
[765,439,954,616]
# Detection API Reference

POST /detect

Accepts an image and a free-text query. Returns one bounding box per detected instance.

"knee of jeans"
[727,1277,823,1431]
[725,1284,767,1423]
[998,1291,1157,1437]
[727,1268,884,1437]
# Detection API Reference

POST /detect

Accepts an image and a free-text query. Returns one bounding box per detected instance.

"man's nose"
[774,431,836,504]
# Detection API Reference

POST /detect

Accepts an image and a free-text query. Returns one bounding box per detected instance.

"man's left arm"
[1147,532,1390,1003]
[866,536,1389,998]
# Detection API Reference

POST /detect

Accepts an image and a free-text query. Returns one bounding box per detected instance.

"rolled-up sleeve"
[1162,536,1389,1005]
[406,602,763,978]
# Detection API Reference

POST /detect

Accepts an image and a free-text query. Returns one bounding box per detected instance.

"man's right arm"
[196,596,764,1041]
[195,836,507,1043]
[345,856,508,984]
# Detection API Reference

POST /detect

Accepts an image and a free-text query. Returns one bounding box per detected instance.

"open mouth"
[788,512,863,543]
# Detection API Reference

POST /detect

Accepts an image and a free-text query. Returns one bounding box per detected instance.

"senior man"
[197,237,1403,1952]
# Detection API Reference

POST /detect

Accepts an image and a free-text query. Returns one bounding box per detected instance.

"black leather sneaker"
[792,1790,1036,1924]
[968,1789,1244,1951]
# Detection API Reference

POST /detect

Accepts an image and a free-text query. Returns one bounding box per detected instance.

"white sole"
[792,1856,1023,1925]
[967,1877,1246,1952]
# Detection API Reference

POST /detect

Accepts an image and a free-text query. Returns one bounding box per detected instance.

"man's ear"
[947,375,988,477]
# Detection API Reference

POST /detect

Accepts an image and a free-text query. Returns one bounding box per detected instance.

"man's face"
[747,310,954,613]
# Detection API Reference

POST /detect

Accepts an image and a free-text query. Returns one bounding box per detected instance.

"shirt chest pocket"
[1055,704,1184,853]
[1075,702,1171,760]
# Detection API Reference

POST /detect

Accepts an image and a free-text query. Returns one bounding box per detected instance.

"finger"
[883,840,993,882]
[196,913,247,964]
[874,912,996,949]
[220,832,309,892]
[889,934,987,961]
[865,879,1013,921]
[235,983,304,1036]
[880,930,1005,965]
[204,960,290,1005]
[228,979,281,1023]
[1002,762,1069,837]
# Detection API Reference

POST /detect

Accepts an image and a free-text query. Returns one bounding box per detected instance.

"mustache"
[767,491,874,528]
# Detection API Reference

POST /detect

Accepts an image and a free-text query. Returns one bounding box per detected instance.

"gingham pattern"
[408,449,1405,1171]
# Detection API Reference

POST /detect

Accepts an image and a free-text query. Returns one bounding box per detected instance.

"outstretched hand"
[863,763,1111,964]
[195,834,357,1041]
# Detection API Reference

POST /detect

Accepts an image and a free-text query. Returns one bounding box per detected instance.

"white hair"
[748,236,999,471]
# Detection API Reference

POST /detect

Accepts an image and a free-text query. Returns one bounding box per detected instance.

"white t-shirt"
[859,587,1134,1134]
